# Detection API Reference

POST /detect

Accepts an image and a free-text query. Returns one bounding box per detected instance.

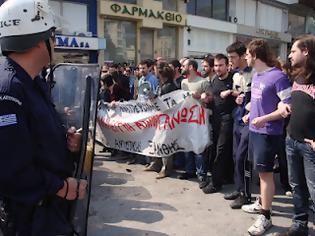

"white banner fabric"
[96,90,211,157]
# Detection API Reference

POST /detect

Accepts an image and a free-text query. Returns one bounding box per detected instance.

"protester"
[169,59,184,89]
[201,54,215,83]
[138,59,159,101]
[277,35,315,236]
[202,54,236,194]
[242,39,291,235]
[124,66,137,98]
[144,63,178,179]
[103,74,131,102]
[180,59,211,189]
[223,42,253,209]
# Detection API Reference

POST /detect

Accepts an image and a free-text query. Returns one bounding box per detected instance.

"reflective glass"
[187,0,196,15]
[212,0,227,20]
[196,0,212,18]
[104,20,136,64]
[157,27,176,60]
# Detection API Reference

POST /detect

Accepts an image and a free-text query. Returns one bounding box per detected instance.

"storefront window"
[288,13,305,37]
[111,0,137,4]
[187,0,197,15]
[306,16,315,35]
[50,1,88,34]
[187,0,229,21]
[161,0,177,11]
[140,29,154,60]
[154,0,177,11]
[212,0,227,21]
[157,27,176,60]
[104,20,136,65]
[196,1,212,18]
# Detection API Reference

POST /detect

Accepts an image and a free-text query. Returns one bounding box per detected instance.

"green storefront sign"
[110,3,183,23]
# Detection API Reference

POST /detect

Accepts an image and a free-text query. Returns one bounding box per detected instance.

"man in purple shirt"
[242,39,291,236]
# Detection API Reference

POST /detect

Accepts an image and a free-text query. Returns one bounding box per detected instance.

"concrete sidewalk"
[88,146,314,236]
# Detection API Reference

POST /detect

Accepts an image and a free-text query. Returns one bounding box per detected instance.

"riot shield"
[50,63,100,236]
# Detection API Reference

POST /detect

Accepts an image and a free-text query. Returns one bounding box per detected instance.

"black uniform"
[0,58,74,235]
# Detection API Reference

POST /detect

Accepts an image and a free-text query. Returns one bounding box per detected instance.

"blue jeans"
[286,136,315,231]
[173,152,185,169]
[233,124,249,192]
[184,151,207,181]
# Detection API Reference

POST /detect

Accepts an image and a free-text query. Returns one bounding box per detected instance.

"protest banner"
[96,90,211,157]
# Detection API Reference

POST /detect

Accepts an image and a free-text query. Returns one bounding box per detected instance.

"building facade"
[0,0,103,63]
[184,0,295,60]
[286,0,315,38]
[184,0,235,58]
[49,0,103,64]
[98,0,187,65]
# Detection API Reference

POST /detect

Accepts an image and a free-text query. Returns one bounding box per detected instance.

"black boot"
[230,192,251,209]
[224,191,240,200]
[276,227,308,236]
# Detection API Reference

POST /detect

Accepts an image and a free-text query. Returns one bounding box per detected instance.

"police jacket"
[0,58,73,204]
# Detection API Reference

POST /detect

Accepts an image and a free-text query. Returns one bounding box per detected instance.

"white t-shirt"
[181,76,210,94]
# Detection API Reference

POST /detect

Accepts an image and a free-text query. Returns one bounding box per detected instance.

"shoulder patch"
[0,114,17,127]
[0,95,22,106]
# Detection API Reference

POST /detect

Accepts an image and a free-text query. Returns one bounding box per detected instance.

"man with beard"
[277,35,315,236]
[201,54,215,83]
[179,59,211,189]
[202,54,236,194]
[169,59,184,89]
[138,59,159,101]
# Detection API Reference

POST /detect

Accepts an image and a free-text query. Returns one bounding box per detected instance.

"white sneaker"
[242,196,262,214]
[242,196,273,215]
[248,214,272,235]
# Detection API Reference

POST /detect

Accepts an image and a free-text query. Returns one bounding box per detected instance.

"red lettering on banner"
[199,106,205,125]
[123,123,135,132]
[98,104,207,132]
[188,105,199,124]
[181,108,188,122]
[135,121,146,130]
[171,110,180,127]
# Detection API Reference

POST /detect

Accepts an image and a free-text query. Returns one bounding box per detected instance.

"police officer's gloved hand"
[56,177,87,200]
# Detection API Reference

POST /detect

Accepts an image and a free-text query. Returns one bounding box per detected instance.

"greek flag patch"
[0,114,17,127]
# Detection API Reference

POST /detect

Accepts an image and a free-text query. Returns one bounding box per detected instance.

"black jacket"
[158,79,178,96]
[0,58,73,204]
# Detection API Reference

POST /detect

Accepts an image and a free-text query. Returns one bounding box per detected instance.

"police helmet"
[0,0,56,55]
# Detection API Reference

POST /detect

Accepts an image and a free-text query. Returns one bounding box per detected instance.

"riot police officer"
[0,0,87,235]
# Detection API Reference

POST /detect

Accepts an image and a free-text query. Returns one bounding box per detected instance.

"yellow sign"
[100,0,186,29]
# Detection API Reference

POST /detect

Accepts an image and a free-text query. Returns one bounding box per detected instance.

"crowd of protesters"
[98,35,315,236]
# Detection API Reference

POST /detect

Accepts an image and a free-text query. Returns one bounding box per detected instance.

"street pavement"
[87,145,315,236]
